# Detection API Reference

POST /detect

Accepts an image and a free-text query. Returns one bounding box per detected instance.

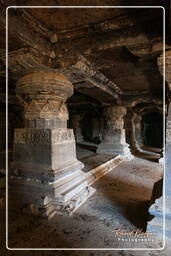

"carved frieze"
[14,128,75,145]
[24,100,68,120]
[51,129,74,144]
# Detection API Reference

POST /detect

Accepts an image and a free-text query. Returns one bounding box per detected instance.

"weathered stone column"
[10,71,95,217]
[97,106,133,159]
[147,51,170,242]
[147,104,170,241]
[124,109,133,148]
[131,112,143,152]
[70,114,83,143]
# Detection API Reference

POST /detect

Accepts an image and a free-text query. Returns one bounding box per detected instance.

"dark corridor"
[142,112,163,148]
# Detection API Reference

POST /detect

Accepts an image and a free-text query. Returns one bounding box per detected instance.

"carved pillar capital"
[104,106,127,122]
[17,71,73,121]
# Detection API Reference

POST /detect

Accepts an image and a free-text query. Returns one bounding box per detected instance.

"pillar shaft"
[70,114,83,143]
[10,71,95,217]
[147,53,169,241]
[131,112,143,152]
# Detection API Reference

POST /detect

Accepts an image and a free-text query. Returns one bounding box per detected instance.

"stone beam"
[0,47,52,80]
[49,9,158,43]
[0,5,52,56]
[122,95,163,108]
[127,41,171,57]
[52,26,162,63]
[65,56,122,105]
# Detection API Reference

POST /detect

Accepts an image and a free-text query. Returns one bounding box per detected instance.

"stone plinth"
[10,71,95,217]
[97,106,133,159]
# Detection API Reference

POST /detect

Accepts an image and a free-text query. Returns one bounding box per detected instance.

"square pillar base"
[97,143,133,160]
[9,127,95,216]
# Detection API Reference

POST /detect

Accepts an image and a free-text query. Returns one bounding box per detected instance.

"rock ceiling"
[0,0,170,106]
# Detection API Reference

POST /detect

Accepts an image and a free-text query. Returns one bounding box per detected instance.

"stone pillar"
[147,104,170,241]
[70,114,83,143]
[131,112,143,152]
[147,52,170,242]
[124,109,133,147]
[10,71,95,217]
[97,106,133,159]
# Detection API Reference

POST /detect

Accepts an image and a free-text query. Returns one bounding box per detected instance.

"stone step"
[54,171,86,194]
[55,179,88,203]
[77,142,98,152]
[51,160,83,182]
[45,186,95,218]
[133,148,161,160]
[141,145,162,153]
[52,169,82,189]
[84,154,124,186]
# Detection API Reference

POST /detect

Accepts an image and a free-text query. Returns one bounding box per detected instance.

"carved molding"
[24,101,68,120]
[52,129,74,144]
[14,128,75,145]
[74,56,121,95]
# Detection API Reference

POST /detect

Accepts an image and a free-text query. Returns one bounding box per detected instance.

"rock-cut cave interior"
[0,0,171,254]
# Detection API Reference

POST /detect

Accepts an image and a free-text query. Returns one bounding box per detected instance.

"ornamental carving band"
[14,129,75,144]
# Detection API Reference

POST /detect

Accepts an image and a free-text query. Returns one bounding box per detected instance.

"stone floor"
[1,157,166,255]
[76,144,96,160]
[82,154,117,173]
